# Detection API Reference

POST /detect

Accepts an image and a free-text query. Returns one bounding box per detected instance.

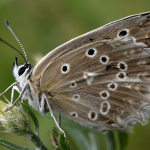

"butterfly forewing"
[31,12,150,131]
[33,12,150,77]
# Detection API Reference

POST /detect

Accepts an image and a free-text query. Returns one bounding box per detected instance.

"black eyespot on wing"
[91,111,96,119]
[72,113,76,117]
[110,84,115,89]
[89,37,94,41]
[61,63,70,74]
[118,72,125,79]
[101,56,107,62]
[101,92,107,98]
[119,63,125,70]
[71,83,75,86]
[119,30,127,37]
[62,66,68,73]
[88,49,95,55]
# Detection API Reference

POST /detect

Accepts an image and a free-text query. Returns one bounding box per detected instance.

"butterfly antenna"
[5,20,28,64]
[0,38,27,63]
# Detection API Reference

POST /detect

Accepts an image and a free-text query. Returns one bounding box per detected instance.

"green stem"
[24,132,48,150]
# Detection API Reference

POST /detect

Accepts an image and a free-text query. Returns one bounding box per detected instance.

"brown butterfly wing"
[33,12,150,78]
[32,12,150,131]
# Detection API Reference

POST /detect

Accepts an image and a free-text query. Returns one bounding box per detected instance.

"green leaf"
[0,138,36,150]
[21,104,48,150]
[62,116,102,150]
[25,133,48,150]
[88,132,100,150]
[104,131,116,150]
[22,103,39,136]
[117,132,128,150]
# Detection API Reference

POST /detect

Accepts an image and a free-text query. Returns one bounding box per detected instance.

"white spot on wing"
[70,81,77,88]
[116,72,127,81]
[83,71,98,85]
[124,83,133,89]
[100,55,109,64]
[70,112,78,118]
[116,72,141,82]
[99,91,110,99]
[88,110,98,120]
[117,29,129,37]
[73,94,80,100]
[100,101,111,115]
[107,83,118,91]
[61,63,70,74]
[118,61,128,71]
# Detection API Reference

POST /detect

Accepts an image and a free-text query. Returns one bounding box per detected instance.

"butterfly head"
[13,57,31,83]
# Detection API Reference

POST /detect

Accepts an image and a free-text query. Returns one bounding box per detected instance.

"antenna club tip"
[5,19,9,26]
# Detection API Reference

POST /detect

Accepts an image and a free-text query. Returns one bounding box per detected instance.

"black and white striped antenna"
[5,20,28,64]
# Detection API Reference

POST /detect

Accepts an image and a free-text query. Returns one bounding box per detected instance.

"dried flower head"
[0,97,31,135]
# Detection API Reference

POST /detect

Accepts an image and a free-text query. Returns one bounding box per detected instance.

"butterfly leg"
[5,84,27,112]
[44,94,66,137]
[39,94,46,115]
[0,82,18,97]
[11,83,22,104]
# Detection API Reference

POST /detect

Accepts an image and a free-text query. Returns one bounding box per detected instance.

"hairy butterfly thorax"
[1,12,150,137]
[13,57,51,116]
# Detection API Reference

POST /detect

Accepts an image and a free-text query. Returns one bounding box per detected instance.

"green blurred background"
[0,0,150,150]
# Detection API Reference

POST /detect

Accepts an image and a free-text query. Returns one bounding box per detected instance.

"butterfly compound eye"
[18,64,28,76]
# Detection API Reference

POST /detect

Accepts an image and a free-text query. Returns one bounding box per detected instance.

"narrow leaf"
[117,132,128,150]
[22,103,39,136]
[104,131,116,150]
[0,138,36,150]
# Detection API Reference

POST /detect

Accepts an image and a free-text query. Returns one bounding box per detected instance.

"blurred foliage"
[0,0,150,150]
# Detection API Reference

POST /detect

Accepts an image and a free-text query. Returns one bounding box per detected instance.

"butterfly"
[1,11,150,136]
